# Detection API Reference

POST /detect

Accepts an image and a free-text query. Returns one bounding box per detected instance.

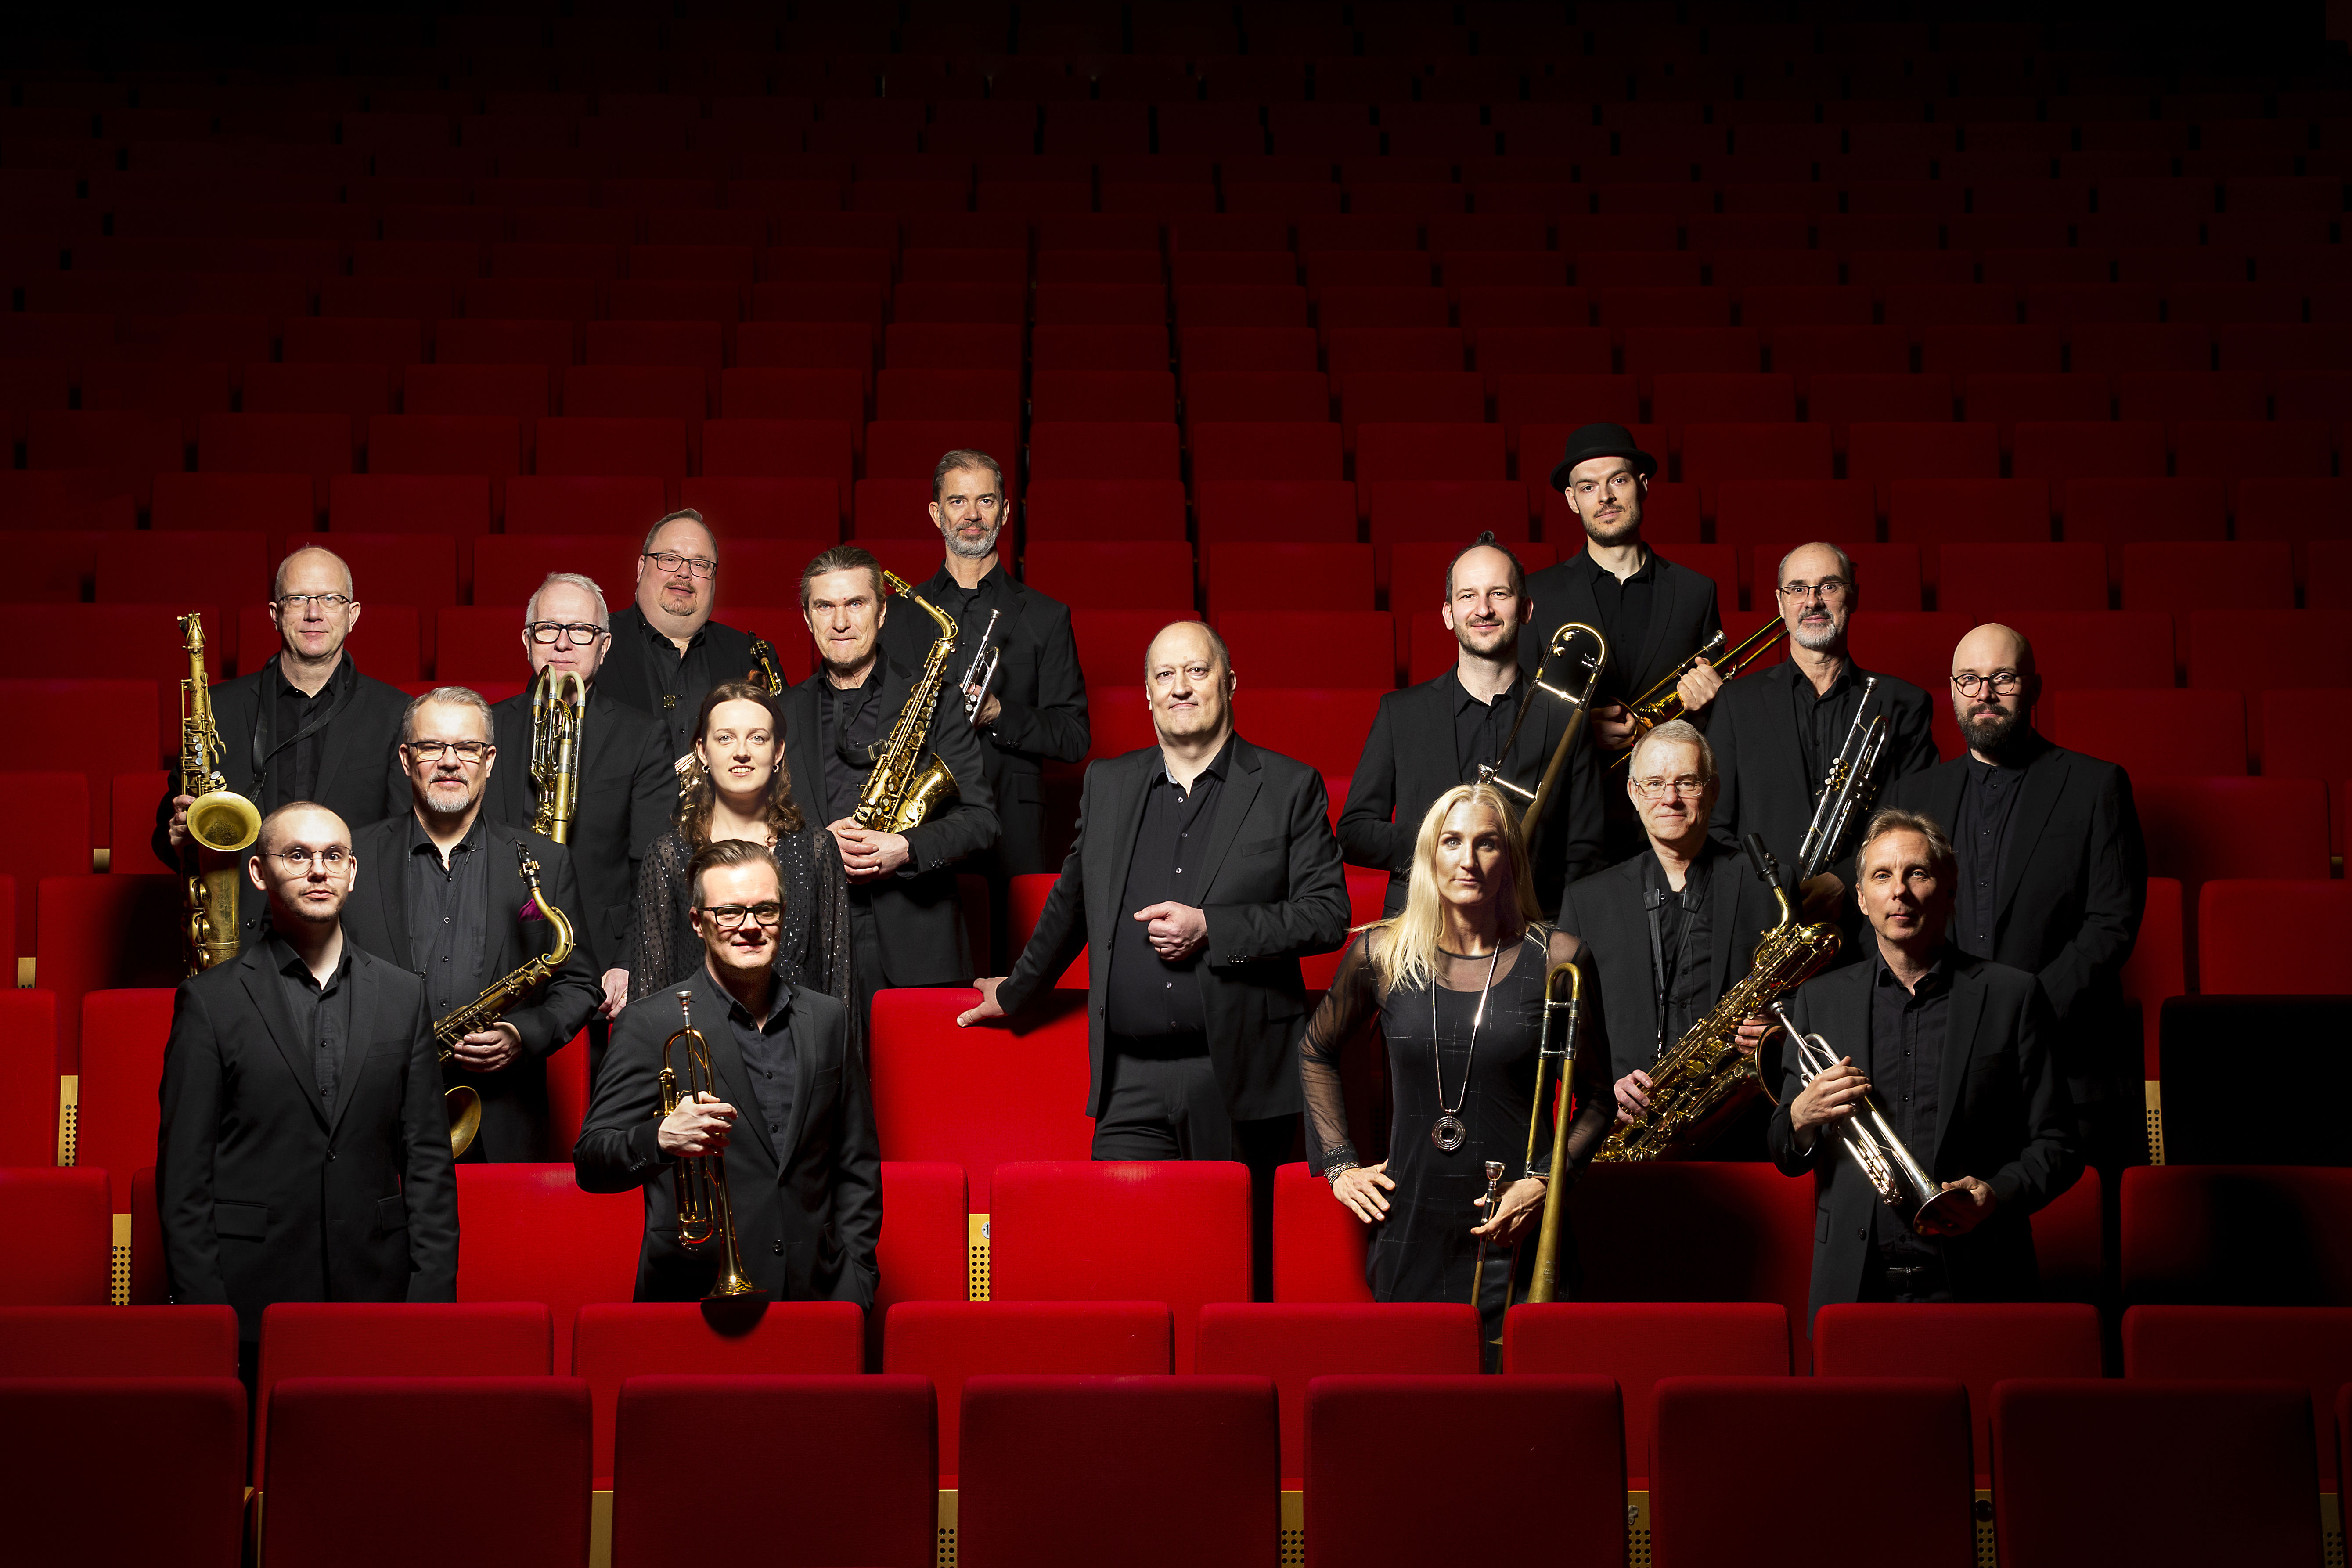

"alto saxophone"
[849,570,963,834]
[1594,835,1840,1162]
[177,613,262,974]
[747,635,784,696]
[527,666,585,844]
[434,843,576,1157]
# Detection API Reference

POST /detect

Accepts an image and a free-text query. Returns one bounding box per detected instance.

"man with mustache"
[596,508,758,766]
[1882,623,2146,1172]
[1342,533,1604,917]
[1704,542,1938,922]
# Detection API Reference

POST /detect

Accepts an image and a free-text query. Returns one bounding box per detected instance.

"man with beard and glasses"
[1343,533,1605,918]
[1704,542,1938,925]
[342,688,601,1161]
[1882,623,2146,1174]
[878,449,1088,966]
[597,508,758,766]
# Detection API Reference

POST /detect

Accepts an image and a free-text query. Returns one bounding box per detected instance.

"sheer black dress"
[627,826,858,1033]
[1300,923,1612,1335]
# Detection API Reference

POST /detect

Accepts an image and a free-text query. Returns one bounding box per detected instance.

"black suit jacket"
[1339,669,1605,919]
[574,965,881,1307]
[1766,951,2081,1326]
[150,652,410,944]
[340,814,603,1162]
[1556,841,1789,1085]
[596,605,756,760]
[1706,660,1940,876]
[483,682,679,973]
[1882,736,2147,1106]
[998,735,1351,1121]
[156,941,458,1340]
[1520,547,1723,714]
[778,656,1001,987]
[877,562,1090,875]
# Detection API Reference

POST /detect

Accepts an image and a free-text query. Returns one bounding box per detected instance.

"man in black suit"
[157,800,458,1372]
[876,449,1090,964]
[1881,622,2146,1170]
[595,508,758,765]
[1520,423,1726,861]
[959,620,1351,1292]
[779,544,1000,1011]
[156,544,409,948]
[480,572,679,1053]
[1769,808,2079,1323]
[576,838,880,1306]
[1706,542,1939,917]
[1342,532,1604,918]
[342,687,601,1163]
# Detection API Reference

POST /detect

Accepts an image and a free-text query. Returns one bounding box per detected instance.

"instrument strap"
[248,653,361,794]
[1642,861,1704,1060]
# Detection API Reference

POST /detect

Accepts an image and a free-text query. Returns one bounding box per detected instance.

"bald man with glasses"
[597,509,759,764]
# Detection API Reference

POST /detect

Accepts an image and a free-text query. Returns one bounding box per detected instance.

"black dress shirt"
[270,932,354,1106]
[1563,548,1657,708]
[263,663,351,811]
[1104,737,1233,1042]
[1954,749,2031,958]
[820,673,886,826]
[724,983,799,1161]
[630,610,717,760]
[1790,662,1867,789]
[1645,852,1714,1059]
[403,813,490,1021]
[1451,672,1520,784]
[1868,947,1952,1261]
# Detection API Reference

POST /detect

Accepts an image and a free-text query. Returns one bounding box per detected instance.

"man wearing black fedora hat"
[1522,423,1726,861]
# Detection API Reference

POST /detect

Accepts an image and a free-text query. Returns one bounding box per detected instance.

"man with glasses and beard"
[877,449,1088,966]
[155,545,410,951]
[597,508,758,765]
[1703,542,1938,923]
[1882,623,2146,1174]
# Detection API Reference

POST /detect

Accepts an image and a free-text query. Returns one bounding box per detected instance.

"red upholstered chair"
[1846,612,1974,748]
[871,1161,972,1346]
[72,987,174,1218]
[1229,689,1384,777]
[2000,610,2175,689]
[1194,479,1359,544]
[1032,369,1177,423]
[366,414,523,478]
[151,471,316,544]
[0,1168,110,1305]
[1846,422,2001,494]
[2197,881,2352,995]
[884,1301,1170,1481]
[1651,1377,1975,1568]
[330,474,493,536]
[33,876,183,1067]
[1203,542,1372,614]
[0,685,152,858]
[2122,1166,2352,1306]
[1570,1164,1818,1368]
[1812,1304,2102,1482]
[2125,1305,2352,1492]
[1711,479,1875,547]
[453,1164,641,1370]
[2176,418,2335,478]
[879,364,1021,425]
[957,1375,1279,1568]
[1885,477,2053,545]
[1020,540,1195,611]
[1185,370,1333,424]
[1352,422,1506,483]
[868,989,1095,1201]
[1271,1162,1373,1302]
[1991,1380,2321,1568]
[1018,479,1185,541]
[2261,692,2352,840]
[0,1378,247,1568]
[2042,688,2248,777]
[1938,542,2108,616]
[263,1377,591,1568]
[1503,1303,1791,1488]
[1217,611,1396,688]
[2012,419,2168,479]
[0,774,84,956]
[2031,1165,2108,1308]
[2136,778,2331,901]
[0,991,57,1165]
[1305,1375,1625,1568]
[0,1303,239,1377]
[1679,422,1832,487]
[988,1162,1253,1372]
[1030,420,1181,482]
[533,416,686,490]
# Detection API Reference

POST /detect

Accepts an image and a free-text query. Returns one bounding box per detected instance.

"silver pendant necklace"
[1430,942,1506,1152]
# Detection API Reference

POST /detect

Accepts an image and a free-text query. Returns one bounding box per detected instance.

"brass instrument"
[1771,999,1965,1234]
[1468,1158,1507,1332]
[747,636,785,696]
[177,613,263,974]
[1520,958,1584,1307]
[1606,617,1790,770]
[1594,835,1840,1162]
[1794,679,1889,883]
[526,666,585,845]
[432,843,576,1157]
[659,988,764,1301]
[1478,621,1608,834]
[959,607,1003,724]
[849,570,963,834]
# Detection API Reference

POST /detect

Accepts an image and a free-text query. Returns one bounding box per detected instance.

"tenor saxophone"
[434,843,575,1156]
[849,570,963,834]
[177,613,262,975]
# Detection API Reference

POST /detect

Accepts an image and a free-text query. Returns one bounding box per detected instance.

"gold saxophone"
[527,667,585,844]
[177,613,262,975]
[850,570,962,834]
[747,635,785,696]
[1594,835,1840,1162]
[435,843,575,1157]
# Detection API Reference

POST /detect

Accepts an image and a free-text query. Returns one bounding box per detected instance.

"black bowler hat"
[1547,421,1659,493]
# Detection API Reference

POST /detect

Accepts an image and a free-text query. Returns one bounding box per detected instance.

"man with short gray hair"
[598,508,758,761]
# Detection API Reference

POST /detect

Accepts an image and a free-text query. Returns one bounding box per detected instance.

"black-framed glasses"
[1775,578,1851,602]
[645,551,717,579]
[277,593,353,613]
[272,846,351,872]
[405,739,493,763]
[526,620,607,646]
[1951,670,2026,698]
[697,902,783,929]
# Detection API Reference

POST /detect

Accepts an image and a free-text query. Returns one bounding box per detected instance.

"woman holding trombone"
[1300,782,1613,1343]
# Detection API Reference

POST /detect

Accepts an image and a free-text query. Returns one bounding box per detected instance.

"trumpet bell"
[187,791,262,855]
[1910,1184,1970,1236]
[445,1085,482,1157]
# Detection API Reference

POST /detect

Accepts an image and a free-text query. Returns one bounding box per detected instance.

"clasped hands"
[826,818,912,882]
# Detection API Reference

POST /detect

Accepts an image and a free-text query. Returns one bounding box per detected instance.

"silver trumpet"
[1795,676,1889,882]
[1468,1158,1507,1323]
[1771,999,1966,1234]
[960,607,1003,724]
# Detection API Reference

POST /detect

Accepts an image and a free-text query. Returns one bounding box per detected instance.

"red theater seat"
[1847,423,2002,496]
[1271,1162,1373,1303]
[1573,1164,1818,1367]
[1023,479,1187,541]
[2012,419,2169,480]
[1019,541,1194,611]
[1203,543,1373,614]
[1184,371,1332,424]
[1194,479,1359,544]
[367,414,523,478]
[0,1377,246,1568]
[1886,478,2053,546]
[73,988,173,1208]
[502,476,670,539]
[1999,610,2175,690]
[1352,422,1506,482]
[1231,689,1385,776]
[1960,372,2113,441]
[1938,543,2108,616]
[1678,422,1833,487]
[0,773,84,953]
[1030,420,1181,482]
[0,1168,110,1305]
[2043,689,2247,777]
[533,416,686,488]
[0,1303,240,1377]
[1031,370,1177,423]
[2197,881,2352,995]
[453,1164,641,1369]
[1711,480,1876,547]
[1216,611,1396,688]
[150,472,315,544]
[868,989,1095,1199]
[2137,777,2330,906]
[2123,1305,2352,1487]
[2122,1166,2352,1306]
[0,991,57,1163]
[25,409,184,507]
[870,1161,972,1342]
[33,876,183,1065]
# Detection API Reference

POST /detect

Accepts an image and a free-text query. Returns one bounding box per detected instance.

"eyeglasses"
[272,846,351,872]
[697,902,783,929]
[645,551,717,579]
[1951,670,2025,698]
[526,620,607,646]
[276,593,353,613]
[1775,579,1850,603]
[1632,775,1707,798]
[404,739,492,763]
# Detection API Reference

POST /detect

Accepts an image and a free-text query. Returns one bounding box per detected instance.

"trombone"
[1517,959,1585,1308]
[1770,999,1966,1235]
[1478,620,1608,833]
[1605,616,1790,770]
[659,989,765,1301]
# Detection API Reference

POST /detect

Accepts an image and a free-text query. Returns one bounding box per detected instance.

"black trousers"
[1859,1247,1956,1305]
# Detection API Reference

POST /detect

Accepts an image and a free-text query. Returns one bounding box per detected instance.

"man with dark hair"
[576,837,880,1306]
[1342,532,1604,917]
[597,508,757,763]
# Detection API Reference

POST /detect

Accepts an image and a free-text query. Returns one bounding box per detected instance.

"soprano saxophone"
[435,843,575,1156]
[849,570,962,834]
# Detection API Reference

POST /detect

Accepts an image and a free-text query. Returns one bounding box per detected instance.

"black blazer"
[777,656,1001,988]
[1556,841,1788,1085]
[483,682,680,973]
[573,965,881,1307]
[1882,736,2147,1105]
[340,815,603,1162]
[156,941,457,1340]
[1706,660,1940,874]
[1520,548,1723,714]
[878,563,1091,876]
[1765,952,2081,1326]
[596,605,756,758]
[1339,669,1605,919]
[149,652,410,943]
[998,735,1351,1122]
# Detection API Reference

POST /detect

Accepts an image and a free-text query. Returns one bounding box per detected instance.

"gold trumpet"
[526,666,585,844]
[659,988,765,1301]
[178,613,261,974]
[1479,620,1608,834]
[1606,616,1790,770]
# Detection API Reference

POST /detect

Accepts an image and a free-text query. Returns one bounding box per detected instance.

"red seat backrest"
[869,989,1096,1199]
[74,988,175,1208]
[2198,880,2352,995]
[452,1164,641,1370]
[1271,1161,1375,1304]
[2122,1165,2352,1308]
[0,1303,240,1377]
[0,1168,110,1305]
[0,1377,247,1566]
[34,876,182,1069]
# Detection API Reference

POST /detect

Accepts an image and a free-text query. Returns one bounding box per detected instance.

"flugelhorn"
[178,612,261,974]
[1770,999,1966,1235]
[1794,678,1888,882]
[1478,620,1608,834]
[1606,616,1790,770]
[659,988,765,1301]
[526,666,585,845]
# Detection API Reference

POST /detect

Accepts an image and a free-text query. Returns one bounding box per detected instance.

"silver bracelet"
[1324,1163,1358,1185]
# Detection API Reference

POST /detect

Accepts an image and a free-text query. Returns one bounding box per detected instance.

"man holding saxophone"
[575,839,880,1307]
